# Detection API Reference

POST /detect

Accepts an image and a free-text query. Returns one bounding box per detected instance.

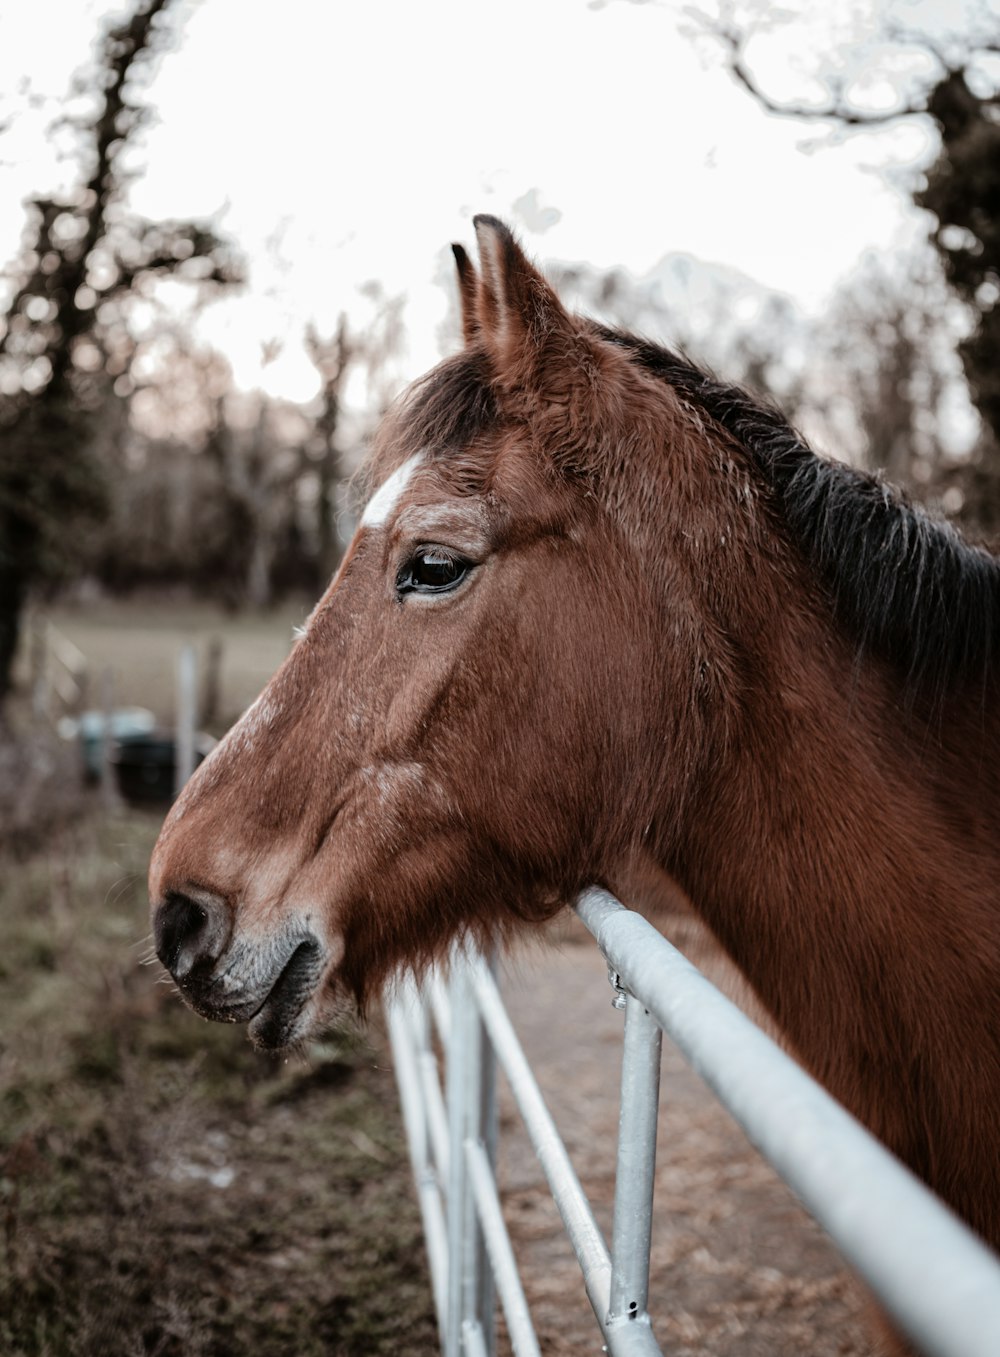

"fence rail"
[387,887,1000,1357]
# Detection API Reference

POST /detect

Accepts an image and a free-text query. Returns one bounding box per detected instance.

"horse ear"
[451,243,480,345]
[471,214,576,362]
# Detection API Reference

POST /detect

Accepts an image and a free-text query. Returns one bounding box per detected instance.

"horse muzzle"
[152,888,328,1051]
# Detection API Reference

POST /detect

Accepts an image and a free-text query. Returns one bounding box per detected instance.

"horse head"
[148,218,707,1049]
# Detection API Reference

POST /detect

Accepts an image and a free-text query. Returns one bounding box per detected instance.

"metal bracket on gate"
[606,964,628,1011]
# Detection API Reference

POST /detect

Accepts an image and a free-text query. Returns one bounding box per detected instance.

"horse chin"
[247,1004,311,1054]
[239,936,326,1052]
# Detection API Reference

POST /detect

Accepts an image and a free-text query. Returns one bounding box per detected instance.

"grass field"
[42,596,310,729]
[0,599,438,1357]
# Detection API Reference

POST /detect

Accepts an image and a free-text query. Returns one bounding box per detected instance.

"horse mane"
[594,324,1000,699]
[373,318,1000,700]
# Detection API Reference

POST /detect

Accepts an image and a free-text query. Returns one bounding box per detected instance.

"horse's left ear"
[451,242,480,345]
[468,215,578,368]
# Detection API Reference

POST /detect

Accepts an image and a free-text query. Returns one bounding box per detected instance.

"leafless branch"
[709,18,934,126]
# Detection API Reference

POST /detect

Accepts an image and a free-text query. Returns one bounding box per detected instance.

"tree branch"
[685,8,959,129]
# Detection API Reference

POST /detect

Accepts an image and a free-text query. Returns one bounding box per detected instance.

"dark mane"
[380,320,1000,698]
[597,324,1000,699]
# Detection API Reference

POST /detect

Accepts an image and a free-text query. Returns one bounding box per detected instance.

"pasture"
[41,597,307,729]
[0,600,436,1356]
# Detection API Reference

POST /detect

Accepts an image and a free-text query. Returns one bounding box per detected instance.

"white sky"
[0,0,984,404]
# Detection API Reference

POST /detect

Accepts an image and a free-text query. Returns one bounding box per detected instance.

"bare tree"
[688,3,1000,525]
[305,317,354,586]
[0,0,241,703]
[303,290,406,588]
[691,4,999,127]
[204,386,307,610]
[809,252,967,477]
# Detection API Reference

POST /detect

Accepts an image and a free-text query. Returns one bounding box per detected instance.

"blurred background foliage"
[0,11,434,1346]
[0,0,998,709]
[0,0,407,707]
[700,0,1000,529]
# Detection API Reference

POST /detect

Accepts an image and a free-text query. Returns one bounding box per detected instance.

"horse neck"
[676,655,1000,966]
[637,527,1000,1187]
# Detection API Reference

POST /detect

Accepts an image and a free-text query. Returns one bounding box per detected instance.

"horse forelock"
[362,350,500,500]
[362,320,689,509]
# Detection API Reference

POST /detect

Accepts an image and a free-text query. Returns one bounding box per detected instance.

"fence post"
[99,666,120,812]
[174,644,198,797]
[446,955,495,1357]
[477,954,498,1357]
[387,981,450,1337]
[606,994,662,1352]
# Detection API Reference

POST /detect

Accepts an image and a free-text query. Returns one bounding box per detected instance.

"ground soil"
[0,808,439,1357]
[493,913,873,1356]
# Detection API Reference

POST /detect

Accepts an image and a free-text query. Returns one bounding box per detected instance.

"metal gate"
[387,887,1000,1357]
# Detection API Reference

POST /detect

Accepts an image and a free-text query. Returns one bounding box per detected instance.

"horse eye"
[397,547,470,596]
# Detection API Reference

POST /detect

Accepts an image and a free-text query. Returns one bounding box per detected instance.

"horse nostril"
[153,888,231,982]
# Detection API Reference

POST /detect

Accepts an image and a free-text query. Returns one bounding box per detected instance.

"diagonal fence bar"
[465,1139,541,1357]
[467,960,614,1328]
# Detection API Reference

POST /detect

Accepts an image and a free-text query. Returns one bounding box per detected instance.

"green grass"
[0,801,437,1356]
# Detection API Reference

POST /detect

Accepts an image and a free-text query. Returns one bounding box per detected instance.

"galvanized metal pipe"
[418,1046,451,1180]
[576,887,1000,1357]
[461,1319,489,1357]
[465,1139,542,1357]
[446,964,477,1357]
[417,1176,451,1346]
[475,955,499,1357]
[386,995,449,1337]
[468,960,613,1326]
[174,644,197,796]
[430,973,452,1053]
[607,995,662,1342]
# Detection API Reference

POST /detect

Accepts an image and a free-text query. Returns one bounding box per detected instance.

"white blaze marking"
[361,451,424,529]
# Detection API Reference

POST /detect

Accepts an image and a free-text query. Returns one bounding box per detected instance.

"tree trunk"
[0,560,28,701]
[245,532,274,610]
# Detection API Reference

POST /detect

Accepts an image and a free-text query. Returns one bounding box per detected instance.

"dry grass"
[0,807,437,1357]
[1,600,441,1355]
[0,718,89,852]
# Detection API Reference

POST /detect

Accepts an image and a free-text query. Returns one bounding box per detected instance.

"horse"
[149,217,1000,1345]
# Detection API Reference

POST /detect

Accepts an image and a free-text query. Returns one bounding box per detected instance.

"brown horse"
[150,218,1000,1291]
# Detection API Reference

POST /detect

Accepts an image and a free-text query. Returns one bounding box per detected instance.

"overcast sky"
[0,0,987,401]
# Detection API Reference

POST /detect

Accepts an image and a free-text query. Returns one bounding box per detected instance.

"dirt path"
[494,915,872,1356]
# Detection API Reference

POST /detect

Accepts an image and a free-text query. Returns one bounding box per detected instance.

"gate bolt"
[606,965,627,1011]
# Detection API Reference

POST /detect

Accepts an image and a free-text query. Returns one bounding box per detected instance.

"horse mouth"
[246,938,325,1052]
